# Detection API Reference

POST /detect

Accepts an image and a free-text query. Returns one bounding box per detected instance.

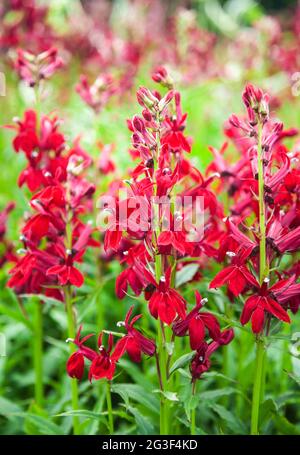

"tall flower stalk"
[209,83,300,434]
[96,70,234,434]
[7,48,96,434]
[251,116,266,435]
[7,48,62,407]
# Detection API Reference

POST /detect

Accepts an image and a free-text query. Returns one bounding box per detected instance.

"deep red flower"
[89,333,126,381]
[116,244,150,299]
[147,267,187,325]
[190,328,234,381]
[46,241,86,288]
[115,306,156,362]
[66,326,96,380]
[241,277,291,333]
[173,291,221,349]
[210,249,258,296]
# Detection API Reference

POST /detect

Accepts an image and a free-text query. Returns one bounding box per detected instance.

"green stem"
[190,381,197,435]
[190,408,196,435]
[251,121,267,435]
[250,338,265,434]
[65,286,80,435]
[257,124,267,281]
[33,300,43,407]
[106,380,114,434]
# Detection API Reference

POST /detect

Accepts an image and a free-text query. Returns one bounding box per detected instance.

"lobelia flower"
[209,248,258,297]
[240,277,292,333]
[190,328,234,382]
[161,92,191,153]
[89,333,126,381]
[66,326,96,380]
[147,267,187,325]
[114,306,156,362]
[172,291,221,350]
[116,244,150,299]
[14,47,63,87]
[46,225,93,288]
[67,327,127,382]
[76,74,116,113]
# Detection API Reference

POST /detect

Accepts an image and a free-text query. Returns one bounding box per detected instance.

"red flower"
[89,333,126,381]
[241,278,291,333]
[67,352,85,380]
[173,291,221,349]
[66,326,96,380]
[116,306,156,362]
[116,244,150,299]
[162,92,191,153]
[148,267,187,325]
[15,47,63,86]
[210,249,258,296]
[190,328,234,381]
[46,242,85,288]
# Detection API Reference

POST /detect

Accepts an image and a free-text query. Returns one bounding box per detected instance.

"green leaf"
[112,384,159,415]
[175,264,199,288]
[284,370,300,387]
[55,410,105,420]
[209,404,247,434]
[0,302,33,330]
[273,415,300,435]
[154,390,179,401]
[200,387,239,402]
[0,397,22,418]
[169,352,194,376]
[127,406,154,435]
[12,413,65,435]
[259,398,278,427]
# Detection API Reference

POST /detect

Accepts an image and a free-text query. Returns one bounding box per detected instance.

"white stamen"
[117,321,125,327]
[66,249,72,255]
[201,298,208,305]
[99,345,105,352]
[160,276,166,282]
[13,116,20,123]
[226,251,236,257]
[65,338,73,343]
[44,171,52,178]
[87,219,93,225]
[19,235,26,241]
[263,277,270,283]
[199,356,204,362]
[123,251,129,256]
[31,151,39,158]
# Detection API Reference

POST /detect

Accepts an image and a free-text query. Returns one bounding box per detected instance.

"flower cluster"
[209,83,300,334]
[95,70,234,384]
[67,306,156,381]
[14,47,63,87]
[7,109,96,299]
